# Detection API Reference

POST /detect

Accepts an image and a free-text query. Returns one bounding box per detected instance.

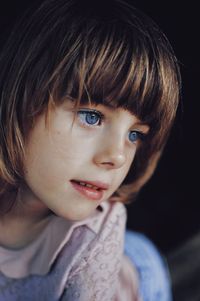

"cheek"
[50,129,96,167]
[24,127,95,187]
[120,149,136,180]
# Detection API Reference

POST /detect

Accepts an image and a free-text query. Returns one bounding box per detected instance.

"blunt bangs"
[47,5,180,153]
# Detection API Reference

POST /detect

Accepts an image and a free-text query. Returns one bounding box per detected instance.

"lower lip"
[70,181,105,201]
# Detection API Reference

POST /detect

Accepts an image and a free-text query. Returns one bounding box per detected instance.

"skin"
[0,99,149,249]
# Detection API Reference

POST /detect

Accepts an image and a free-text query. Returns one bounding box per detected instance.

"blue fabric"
[124,230,173,301]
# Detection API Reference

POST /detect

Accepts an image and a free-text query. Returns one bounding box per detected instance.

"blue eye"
[129,131,144,143]
[77,110,103,126]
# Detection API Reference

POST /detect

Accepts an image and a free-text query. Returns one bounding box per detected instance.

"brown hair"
[0,0,181,211]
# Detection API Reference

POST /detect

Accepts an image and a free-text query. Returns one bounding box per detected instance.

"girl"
[0,0,181,300]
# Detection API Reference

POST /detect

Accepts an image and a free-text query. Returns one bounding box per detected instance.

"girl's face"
[23,100,149,221]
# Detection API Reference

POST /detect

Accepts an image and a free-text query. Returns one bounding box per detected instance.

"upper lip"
[71,179,109,190]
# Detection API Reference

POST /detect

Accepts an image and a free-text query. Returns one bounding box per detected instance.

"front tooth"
[85,183,99,190]
[85,184,93,188]
[86,184,99,190]
[78,181,99,190]
[79,182,86,186]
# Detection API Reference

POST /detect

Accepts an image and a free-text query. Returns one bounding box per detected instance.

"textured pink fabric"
[0,202,140,300]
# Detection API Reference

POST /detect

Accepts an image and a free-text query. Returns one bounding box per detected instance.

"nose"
[93,134,126,170]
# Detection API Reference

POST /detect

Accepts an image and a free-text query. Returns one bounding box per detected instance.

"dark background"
[0,0,199,255]
[125,0,199,255]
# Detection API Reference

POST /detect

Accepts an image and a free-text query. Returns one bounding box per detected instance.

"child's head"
[0,0,181,214]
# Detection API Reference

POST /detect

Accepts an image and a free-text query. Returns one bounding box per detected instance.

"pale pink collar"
[0,202,109,279]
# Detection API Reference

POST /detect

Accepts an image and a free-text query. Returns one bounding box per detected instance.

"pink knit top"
[0,201,141,300]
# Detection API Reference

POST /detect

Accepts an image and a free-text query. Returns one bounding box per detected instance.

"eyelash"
[76,109,146,144]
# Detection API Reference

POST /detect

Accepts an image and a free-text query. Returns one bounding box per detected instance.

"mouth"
[70,179,109,201]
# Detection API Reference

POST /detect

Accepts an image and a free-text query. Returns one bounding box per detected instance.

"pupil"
[129,132,137,142]
[86,113,98,124]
